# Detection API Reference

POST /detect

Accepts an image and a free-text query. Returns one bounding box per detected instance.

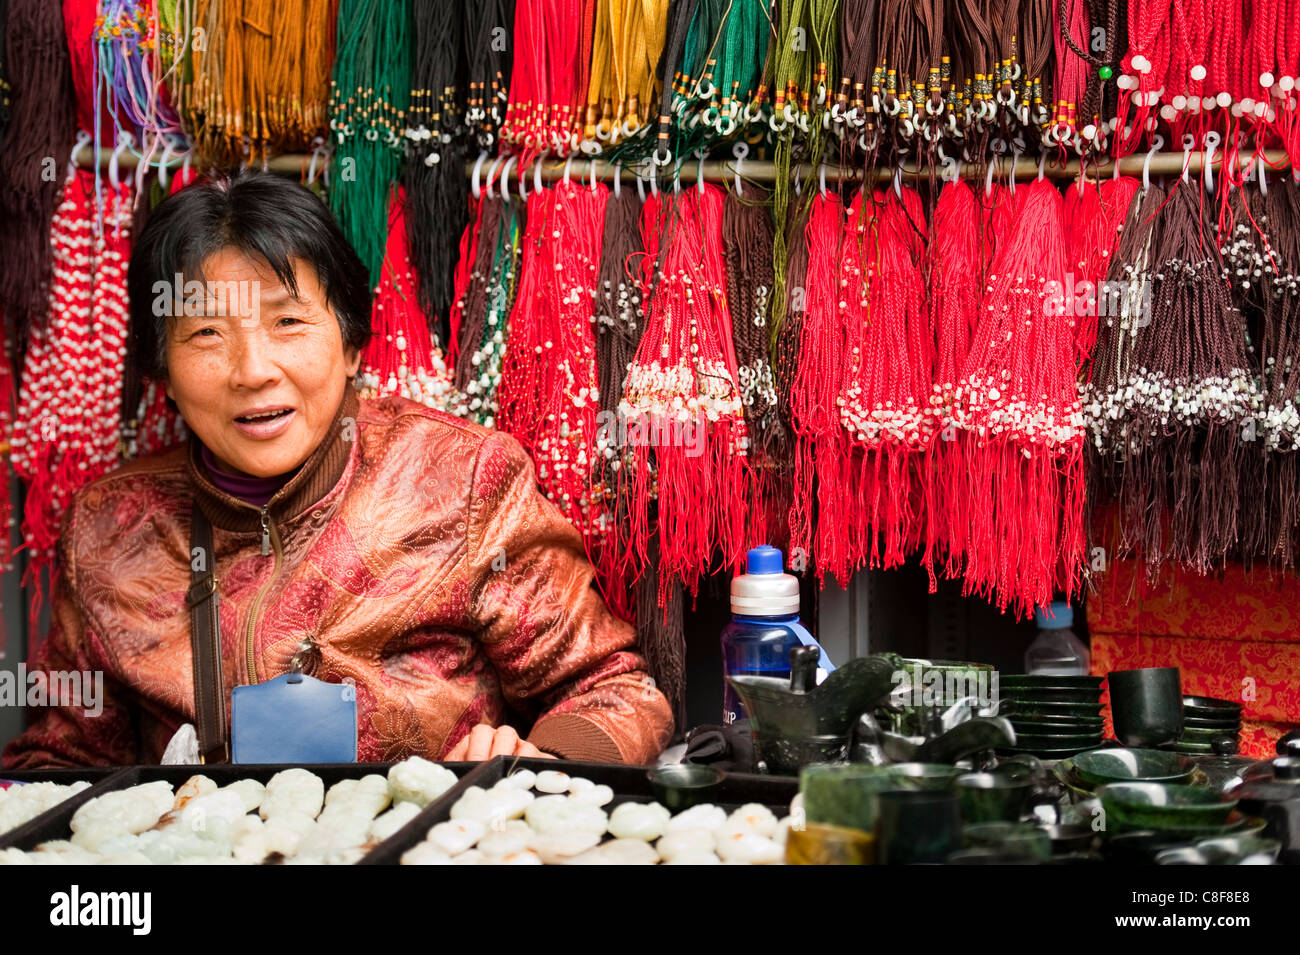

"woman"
[2,171,673,767]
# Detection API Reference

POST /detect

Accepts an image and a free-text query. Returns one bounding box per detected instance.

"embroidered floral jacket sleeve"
[463,431,673,763]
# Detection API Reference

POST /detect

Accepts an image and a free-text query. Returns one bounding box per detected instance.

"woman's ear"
[344,345,362,378]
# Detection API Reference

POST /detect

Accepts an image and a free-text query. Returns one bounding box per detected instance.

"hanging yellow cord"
[632,0,670,131]
[187,0,333,166]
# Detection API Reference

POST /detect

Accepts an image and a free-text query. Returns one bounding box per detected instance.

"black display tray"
[0,762,474,855]
[360,756,799,865]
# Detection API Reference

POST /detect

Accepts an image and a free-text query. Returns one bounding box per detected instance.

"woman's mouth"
[233,407,296,439]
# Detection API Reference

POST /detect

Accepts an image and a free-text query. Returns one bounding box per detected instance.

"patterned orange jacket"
[1,388,673,767]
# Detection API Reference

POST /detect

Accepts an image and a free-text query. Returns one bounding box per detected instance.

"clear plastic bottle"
[1025,601,1090,676]
[719,545,834,725]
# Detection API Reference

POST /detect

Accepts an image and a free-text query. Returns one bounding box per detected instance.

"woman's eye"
[192,327,219,338]
[276,316,302,327]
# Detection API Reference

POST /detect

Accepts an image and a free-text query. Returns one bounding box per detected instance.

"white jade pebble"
[221,778,266,814]
[561,847,607,865]
[715,831,783,864]
[173,775,217,809]
[726,803,779,838]
[427,819,486,855]
[533,828,602,863]
[367,801,423,843]
[656,829,717,862]
[478,820,534,857]
[451,849,487,865]
[664,851,722,865]
[599,838,660,865]
[534,770,571,794]
[325,779,359,806]
[492,849,543,865]
[525,795,608,835]
[452,788,533,826]
[388,756,458,807]
[497,770,536,791]
[773,816,795,847]
[401,843,453,865]
[608,802,671,841]
[665,804,727,834]
[572,784,614,807]
[568,777,596,795]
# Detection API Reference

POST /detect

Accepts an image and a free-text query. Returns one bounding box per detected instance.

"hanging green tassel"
[328,0,411,287]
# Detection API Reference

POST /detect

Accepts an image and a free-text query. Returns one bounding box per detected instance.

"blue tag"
[231,673,357,764]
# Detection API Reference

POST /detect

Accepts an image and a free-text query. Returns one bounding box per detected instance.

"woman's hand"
[444,724,557,762]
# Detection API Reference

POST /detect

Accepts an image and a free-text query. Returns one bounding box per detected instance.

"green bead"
[1099,66,1114,80]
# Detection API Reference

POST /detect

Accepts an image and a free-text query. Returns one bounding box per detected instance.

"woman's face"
[164,247,361,479]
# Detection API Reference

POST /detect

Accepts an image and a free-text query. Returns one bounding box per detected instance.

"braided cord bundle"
[405,0,468,345]
[329,0,410,286]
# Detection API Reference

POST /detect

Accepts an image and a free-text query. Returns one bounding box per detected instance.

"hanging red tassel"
[620,184,751,599]
[357,187,458,410]
[790,192,853,585]
[925,179,985,587]
[1063,175,1142,363]
[951,177,1085,617]
[496,178,612,589]
[838,186,932,570]
[10,168,134,642]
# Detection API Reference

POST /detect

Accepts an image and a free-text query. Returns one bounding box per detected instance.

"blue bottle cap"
[1034,601,1074,629]
[746,545,785,575]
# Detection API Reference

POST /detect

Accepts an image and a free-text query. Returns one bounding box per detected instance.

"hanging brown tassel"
[0,0,78,350]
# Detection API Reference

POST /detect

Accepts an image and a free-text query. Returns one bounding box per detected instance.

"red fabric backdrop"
[1088,561,1300,758]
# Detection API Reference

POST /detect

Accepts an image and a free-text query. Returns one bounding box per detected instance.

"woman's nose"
[228,330,282,390]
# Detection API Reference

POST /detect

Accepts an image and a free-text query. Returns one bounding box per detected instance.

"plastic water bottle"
[720,545,835,725]
[1025,601,1090,676]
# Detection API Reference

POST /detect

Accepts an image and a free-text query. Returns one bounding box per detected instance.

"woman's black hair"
[126,170,373,382]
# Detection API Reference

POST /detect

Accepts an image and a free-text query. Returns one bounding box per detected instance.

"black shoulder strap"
[186,502,230,764]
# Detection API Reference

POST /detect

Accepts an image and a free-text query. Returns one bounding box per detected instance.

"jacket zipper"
[244,504,283,684]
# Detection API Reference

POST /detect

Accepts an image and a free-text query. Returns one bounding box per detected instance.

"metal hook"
[893,164,903,198]
[697,151,706,195]
[562,154,574,184]
[1259,153,1269,196]
[534,153,544,196]
[613,162,622,199]
[1181,132,1195,184]
[985,158,996,197]
[819,163,828,198]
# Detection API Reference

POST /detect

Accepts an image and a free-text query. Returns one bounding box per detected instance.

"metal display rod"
[73,143,1293,183]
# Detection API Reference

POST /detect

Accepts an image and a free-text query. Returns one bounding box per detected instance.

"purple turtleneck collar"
[198,443,300,508]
